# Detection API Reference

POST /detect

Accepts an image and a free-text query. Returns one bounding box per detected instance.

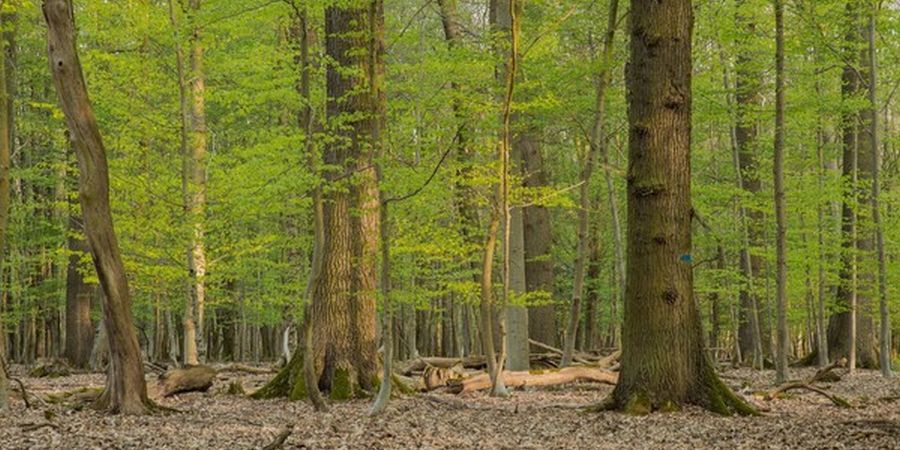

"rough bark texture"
[829,0,878,369]
[43,0,152,414]
[609,0,753,415]
[307,0,381,399]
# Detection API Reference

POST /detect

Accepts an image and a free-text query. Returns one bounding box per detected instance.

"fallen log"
[157,365,217,397]
[215,364,278,375]
[450,367,618,394]
[400,357,487,375]
[527,340,593,365]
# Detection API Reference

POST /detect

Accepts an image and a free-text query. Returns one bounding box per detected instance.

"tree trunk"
[563,0,620,367]
[829,0,878,369]
[734,0,766,367]
[521,131,556,347]
[607,0,754,415]
[0,7,10,411]
[773,0,788,384]
[43,0,152,414]
[866,7,890,378]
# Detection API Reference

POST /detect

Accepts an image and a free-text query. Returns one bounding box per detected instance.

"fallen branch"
[20,422,60,433]
[527,340,592,365]
[215,364,277,375]
[766,381,851,408]
[262,424,294,450]
[450,367,618,394]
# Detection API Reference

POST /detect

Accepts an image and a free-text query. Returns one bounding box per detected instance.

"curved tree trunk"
[608,0,754,415]
[43,0,152,414]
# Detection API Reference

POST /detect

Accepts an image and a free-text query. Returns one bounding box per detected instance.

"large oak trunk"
[608,0,753,415]
[43,0,152,414]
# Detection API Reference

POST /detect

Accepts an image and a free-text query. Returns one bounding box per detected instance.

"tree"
[605,0,754,415]
[0,3,10,411]
[43,0,152,414]
[866,3,891,378]
[829,0,878,369]
[773,0,788,384]
[562,0,620,367]
[734,0,766,368]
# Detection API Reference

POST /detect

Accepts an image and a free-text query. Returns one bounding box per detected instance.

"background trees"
[0,0,894,413]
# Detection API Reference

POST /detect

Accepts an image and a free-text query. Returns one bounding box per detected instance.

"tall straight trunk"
[522,132,556,347]
[0,7,10,410]
[829,0,878,369]
[815,92,830,367]
[866,7,890,378]
[773,0,788,384]
[734,0,766,366]
[43,0,152,414]
[64,207,94,368]
[563,0,619,367]
[186,0,208,365]
[607,0,753,415]
[491,0,528,372]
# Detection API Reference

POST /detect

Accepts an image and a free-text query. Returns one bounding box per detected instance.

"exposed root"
[262,424,295,450]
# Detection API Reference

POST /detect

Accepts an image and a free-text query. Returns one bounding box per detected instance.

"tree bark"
[829,0,878,369]
[43,0,152,414]
[607,0,754,415]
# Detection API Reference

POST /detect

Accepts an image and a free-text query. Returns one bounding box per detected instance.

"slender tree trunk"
[607,0,754,415]
[734,0,766,367]
[44,0,152,414]
[490,0,529,372]
[562,0,619,367]
[866,7,890,378]
[0,5,10,409]
[815,98,830,367]
[773,0,788,384]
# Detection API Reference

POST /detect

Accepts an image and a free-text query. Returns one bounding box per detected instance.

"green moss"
[659,400,681,413]
[623,392,652,415]
[288,376,307,401]
[330,368,354,401]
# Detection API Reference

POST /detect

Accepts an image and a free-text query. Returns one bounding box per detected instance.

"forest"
[0,0,898,448]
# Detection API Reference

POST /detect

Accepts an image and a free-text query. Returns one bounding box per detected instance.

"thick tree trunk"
[607,0,753,415]
[829,0,878,369]
[43,0,152,414]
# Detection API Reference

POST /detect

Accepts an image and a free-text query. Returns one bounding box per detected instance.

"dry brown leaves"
[0,366,897,449]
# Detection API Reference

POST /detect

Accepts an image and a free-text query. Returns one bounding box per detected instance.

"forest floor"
[0,366,898,449]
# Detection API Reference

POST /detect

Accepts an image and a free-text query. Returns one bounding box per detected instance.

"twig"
[20,422,60,433]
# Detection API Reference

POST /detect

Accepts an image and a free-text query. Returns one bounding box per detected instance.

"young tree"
[606,0,754,415]
[43,0,152,414]
[0,4,10,411]
[64,205,94,369]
